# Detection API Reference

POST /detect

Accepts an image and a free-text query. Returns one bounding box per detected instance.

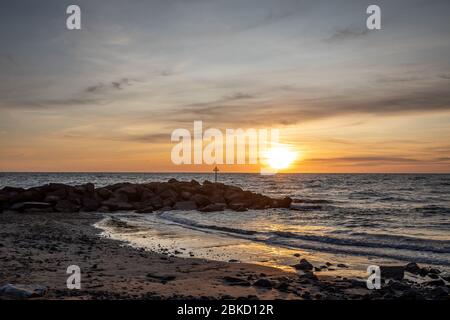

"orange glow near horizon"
[264,146,298,170]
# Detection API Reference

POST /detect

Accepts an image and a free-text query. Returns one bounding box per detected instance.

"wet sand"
[0,211,448,300]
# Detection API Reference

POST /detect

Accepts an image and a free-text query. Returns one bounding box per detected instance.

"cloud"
[0,54,19,67]
[223,92,255,101]
[85,83,105,93]
[85,78,135,94]
[124,133,170,143]
[307,156,422,163]
[305,156,450,166]
[159,81,450,128]
[0,76,142,109]
[325,28,370,42]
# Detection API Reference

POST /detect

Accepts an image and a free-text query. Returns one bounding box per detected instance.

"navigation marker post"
[213,166,219,183]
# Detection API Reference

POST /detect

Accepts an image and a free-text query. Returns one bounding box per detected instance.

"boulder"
[250,194,271,209]
[298,271,318,281]
[74,183,95,194]
[253,278,273,288]
[173,201,197,210]
[180,191,192,200]
[135,206,154,214]
[400,288,424,300]
[116,185,140,202]
[158,188,178,200]
[423,279,446,287]
[10,202,52,212]
[209,194,226,204]
[429,286,449,298]
[228,202,248,211]
[55,200,80,213]
[140,190,156,202]
[66,190,82,205]
[101,199,135,211]
[293,259,314,271]
[149,195,163,209]
[199,203,226,212]
[96,188,113,200]
[44,195,61,204]
[440,273,450,282]
[191,194,210,207]
[155,183,172,195]
[10,190,43,204]
[190,179,200,186]
[223,276,251,286]
[162,197,176,207]
[405,262,421,274]
[2,186,24,193]
[271,197,292,208]
[81,197,100,211]
[0,284,47,299]
[380,265,405,281]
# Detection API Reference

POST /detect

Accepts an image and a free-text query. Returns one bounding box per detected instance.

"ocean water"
[2,173,450,275]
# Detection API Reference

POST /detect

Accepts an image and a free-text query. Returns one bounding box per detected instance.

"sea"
[1,172,449,277]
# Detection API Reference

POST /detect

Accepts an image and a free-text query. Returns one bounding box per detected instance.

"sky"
[0,0,449,173]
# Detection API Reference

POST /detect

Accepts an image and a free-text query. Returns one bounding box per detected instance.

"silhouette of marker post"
[213,166,219,183]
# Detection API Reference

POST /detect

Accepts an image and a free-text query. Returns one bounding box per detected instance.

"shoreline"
[1,210,449,300]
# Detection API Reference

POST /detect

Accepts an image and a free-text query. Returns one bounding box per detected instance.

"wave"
[415,205,450,214]
[156,212,450,266]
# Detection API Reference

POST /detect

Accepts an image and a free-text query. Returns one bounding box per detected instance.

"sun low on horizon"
[264,146,298,171]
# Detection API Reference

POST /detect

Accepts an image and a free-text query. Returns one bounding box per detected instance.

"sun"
[265,146,297,170]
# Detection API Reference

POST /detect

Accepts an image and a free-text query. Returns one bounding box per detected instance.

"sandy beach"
[0,210,334,300]
[1,180,449,300]
[1,209,449,300]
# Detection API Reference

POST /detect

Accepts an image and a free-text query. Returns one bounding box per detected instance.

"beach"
[0,210,357,300]
[0,176,449,300]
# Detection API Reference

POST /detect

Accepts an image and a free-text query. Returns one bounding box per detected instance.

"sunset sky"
[1,0,450,173]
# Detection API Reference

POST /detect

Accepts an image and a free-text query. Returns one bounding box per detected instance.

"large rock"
[55,200,80,213]
[148,195,163,209]
[250,194,271,209]
[2,180,296,215]
[115,185,140,202]
[405,262,421,274]
[199,203,225,212]
[0,284,47,299]
[158,188,178,200]
[173,201,197,210]
[423,279,446,287]
[0,193,8,208]
[81,197,100,211]
[162,197,176,207]
[271,197,292,208]
[191,194,210,207]
[380,265,405,281]
[223,276,251,286]
[96,187,113,200]
[101,199,135,211]
[2,186,24,193]
[180,191,192,200]
[135,206,154,214]
[140,190,156,202]
[293,259,314,271]
[44,195,61,204]
[74,183,95,194]
[253,278,273,288]
[10,190,43,204]
[10,202,52,212]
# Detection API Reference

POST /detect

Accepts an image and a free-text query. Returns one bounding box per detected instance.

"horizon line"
[0,171,449,175]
